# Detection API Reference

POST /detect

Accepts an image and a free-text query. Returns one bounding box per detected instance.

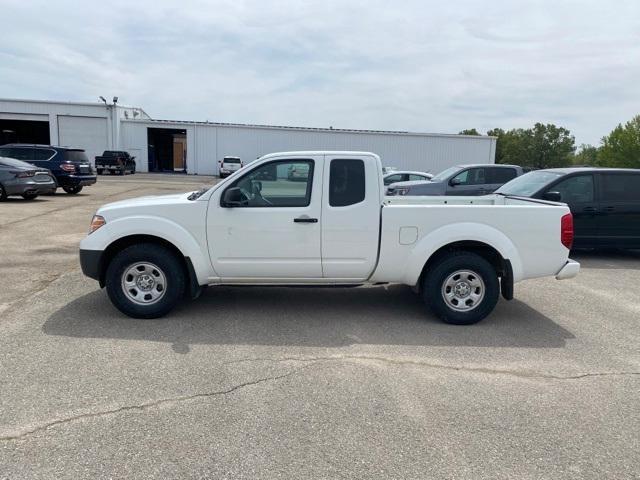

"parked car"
[0,156,57,200]
[95,151,136,175]
[219,156,243,178]
[387,164,523,196]
[0,144,97,194]
[495,168,640,249]
[79,151,578,325]
[383,170,433,186]
[382,166,398,175]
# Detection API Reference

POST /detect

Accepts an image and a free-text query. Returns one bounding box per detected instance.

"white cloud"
[1,0,639,144]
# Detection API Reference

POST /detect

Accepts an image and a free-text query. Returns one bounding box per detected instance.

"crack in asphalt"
[0,365,313,442]
[2,354,638,443]
[223,355,640,381]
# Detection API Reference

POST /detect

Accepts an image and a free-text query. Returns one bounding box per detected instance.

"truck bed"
[373,194,570,285]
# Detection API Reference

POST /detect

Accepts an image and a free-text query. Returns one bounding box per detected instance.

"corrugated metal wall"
[2,100,496,176]
[122,120,496,176]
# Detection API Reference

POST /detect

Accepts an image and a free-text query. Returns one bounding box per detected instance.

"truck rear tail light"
[11,170,35,178]
[60,164,76,172]
[561,213,574,250]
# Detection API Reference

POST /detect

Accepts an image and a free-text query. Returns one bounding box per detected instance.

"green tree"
[573,144,599,166]
[527,123,575,168]
[487,124,574,168]
[459,128,480,136]
[598,115,640,168]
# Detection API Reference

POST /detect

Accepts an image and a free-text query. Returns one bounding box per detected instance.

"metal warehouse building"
[1,98,496,175]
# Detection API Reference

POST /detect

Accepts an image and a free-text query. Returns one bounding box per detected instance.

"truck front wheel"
[105,243,186,319]
[423,252,499,325]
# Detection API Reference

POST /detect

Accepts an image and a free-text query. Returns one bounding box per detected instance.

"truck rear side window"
[64,150,89,162]
[329,159,365,207]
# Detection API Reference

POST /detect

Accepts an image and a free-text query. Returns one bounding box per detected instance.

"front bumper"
[79,249,103,282]
[556,259,580,280]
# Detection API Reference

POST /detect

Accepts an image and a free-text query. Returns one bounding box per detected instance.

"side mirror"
[222,187,246,207]
[449,178,461,187]
[543,191,562,202]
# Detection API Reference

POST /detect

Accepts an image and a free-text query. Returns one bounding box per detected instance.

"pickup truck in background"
[218,156,243,178]
[79,151,579,325]
[95,151,136,175]
[387,164,523,196]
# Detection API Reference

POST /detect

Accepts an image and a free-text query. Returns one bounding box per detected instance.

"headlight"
[396,187,410,196]
[89,215,106,234]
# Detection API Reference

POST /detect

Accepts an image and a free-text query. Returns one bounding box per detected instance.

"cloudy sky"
[1,0,639,145]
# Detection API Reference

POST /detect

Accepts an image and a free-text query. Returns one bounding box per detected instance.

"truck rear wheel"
[105,243,186,319]
[423,252,499,325]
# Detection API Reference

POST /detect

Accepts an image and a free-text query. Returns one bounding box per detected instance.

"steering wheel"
[252,182,273,205]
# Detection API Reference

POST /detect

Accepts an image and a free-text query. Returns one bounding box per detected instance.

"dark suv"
[0,144,97,194]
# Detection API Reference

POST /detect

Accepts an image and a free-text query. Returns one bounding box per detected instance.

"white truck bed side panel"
[372,203,570,285]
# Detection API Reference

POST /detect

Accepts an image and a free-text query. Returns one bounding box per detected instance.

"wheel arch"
[403,223,523,293]
[97,234,202,299]
[415,240,513,299]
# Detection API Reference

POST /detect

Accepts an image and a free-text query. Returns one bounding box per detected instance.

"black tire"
[422,252,499,325]
[63,186,83,194]
[22,193,38,200]
[0,184,7,201]
[131,165,136,174]
[105,243,186,319]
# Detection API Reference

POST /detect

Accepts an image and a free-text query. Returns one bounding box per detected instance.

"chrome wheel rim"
[121,262,167,305]
[441,269,485,312]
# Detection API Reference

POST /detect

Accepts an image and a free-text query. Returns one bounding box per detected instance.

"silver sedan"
[0,156,57,201]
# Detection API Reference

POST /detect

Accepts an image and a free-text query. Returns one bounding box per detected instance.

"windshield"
[0,157,34,168]
[224,158,241,164]
[430,166,462,182]
[496,170,564,196]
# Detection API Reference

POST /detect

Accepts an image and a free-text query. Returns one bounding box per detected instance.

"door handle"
[583,206,598,214]
[294,216,318,223]
[604,206,615,212]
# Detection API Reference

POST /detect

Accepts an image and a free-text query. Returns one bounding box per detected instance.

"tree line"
[459,115,640,169]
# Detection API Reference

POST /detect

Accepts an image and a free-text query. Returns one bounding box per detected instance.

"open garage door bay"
[57,115,108,165]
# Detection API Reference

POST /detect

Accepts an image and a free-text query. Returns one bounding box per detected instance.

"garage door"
[57,115,108,164]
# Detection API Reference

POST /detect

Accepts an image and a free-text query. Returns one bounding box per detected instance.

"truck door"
[447,167,487,195]
[597,171,640,248]
[321,155,381,280]
[207,156,324,279]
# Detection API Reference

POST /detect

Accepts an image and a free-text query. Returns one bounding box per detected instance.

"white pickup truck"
[79,151,579,325]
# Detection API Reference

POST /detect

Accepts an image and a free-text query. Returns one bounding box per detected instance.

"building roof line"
[122,118,496,139]
[0,97,142,110]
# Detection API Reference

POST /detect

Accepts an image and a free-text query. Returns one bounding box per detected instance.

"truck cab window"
[329,159,365,207]
[453,168,485,185]
[225,159,314,207]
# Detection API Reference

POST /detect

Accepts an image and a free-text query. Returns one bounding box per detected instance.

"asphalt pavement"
[0,174,638,479]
